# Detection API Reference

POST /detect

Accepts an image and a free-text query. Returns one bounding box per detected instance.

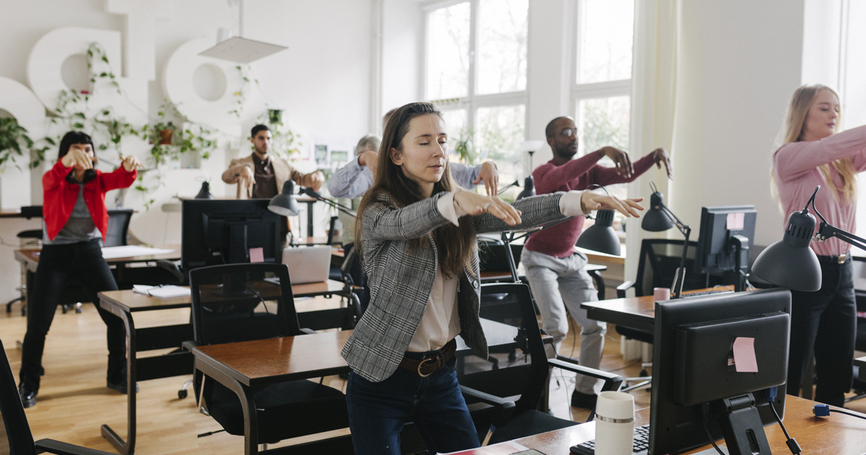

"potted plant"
[0,118,48,170]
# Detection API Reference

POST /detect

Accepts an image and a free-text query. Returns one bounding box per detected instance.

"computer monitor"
[181,199,282,274]
[695,205,757,290]
[649,288,790,454]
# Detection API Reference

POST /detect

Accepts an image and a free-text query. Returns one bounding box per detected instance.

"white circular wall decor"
[163,38,245,126]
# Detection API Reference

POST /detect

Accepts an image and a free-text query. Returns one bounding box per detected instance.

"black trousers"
[20,239,124,387]
[787,257,856,406]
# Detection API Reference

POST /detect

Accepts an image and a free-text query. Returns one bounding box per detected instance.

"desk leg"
[588,269,605,301]
[194,358,260,455]
[100,302,137,455]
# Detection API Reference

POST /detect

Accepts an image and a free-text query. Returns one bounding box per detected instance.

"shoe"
[107,376,139,394]
[571,390,598,409]
[19,381,38,408]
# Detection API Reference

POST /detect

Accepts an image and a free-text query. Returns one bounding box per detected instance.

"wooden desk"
[290,236,339,246]
[452,395,866,454]
[97,279,357,454]
[580,287,736,332]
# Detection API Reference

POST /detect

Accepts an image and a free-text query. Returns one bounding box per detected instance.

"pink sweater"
[773,124,866,256]
[525,152,654,258]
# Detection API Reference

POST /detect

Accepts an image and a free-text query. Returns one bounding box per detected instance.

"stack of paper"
[132,285,190,299]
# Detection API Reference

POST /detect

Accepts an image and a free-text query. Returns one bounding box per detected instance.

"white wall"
[668,0,806,249]
[0,0,374,301]
[382,0,425,121]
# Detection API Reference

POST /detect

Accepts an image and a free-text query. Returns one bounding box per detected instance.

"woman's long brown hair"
[355,102,476,278]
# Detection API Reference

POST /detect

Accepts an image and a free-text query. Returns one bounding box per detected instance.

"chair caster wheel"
[178,389,188,399]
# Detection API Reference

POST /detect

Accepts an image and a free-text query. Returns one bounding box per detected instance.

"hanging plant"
[143,98,217,166]
[229,65,257,118]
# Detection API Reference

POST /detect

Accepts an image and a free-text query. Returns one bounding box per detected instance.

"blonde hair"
[772,84,856,204]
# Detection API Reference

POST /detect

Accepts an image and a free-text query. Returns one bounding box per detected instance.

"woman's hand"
[580,192,644,218]
[454,191,522,226]
[121,155,144,172]
[61,148,94,170]
[473,161,499,196]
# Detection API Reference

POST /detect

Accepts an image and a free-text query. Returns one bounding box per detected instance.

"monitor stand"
[716,393,772,455]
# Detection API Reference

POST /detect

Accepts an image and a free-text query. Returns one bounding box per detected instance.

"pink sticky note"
[249,247,264,263]
[727,212,745,231]
[732,337,758,373]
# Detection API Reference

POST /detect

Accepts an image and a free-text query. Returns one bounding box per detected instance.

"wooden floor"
[2,298,865,454]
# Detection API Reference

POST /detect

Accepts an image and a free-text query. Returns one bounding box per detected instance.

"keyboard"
[569,424,650,455]
[681,288,734,298]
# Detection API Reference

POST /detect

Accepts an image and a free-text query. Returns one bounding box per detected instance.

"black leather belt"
[399,339,457,377]
[816,253,849,265]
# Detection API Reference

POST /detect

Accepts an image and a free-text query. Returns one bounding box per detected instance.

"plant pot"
[268,109,282,124]
[158,129,173,145]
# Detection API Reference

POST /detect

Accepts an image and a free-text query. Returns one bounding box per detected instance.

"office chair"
[458,283,623,445]
[7,206,43,316]
[0,339,117,455]
[188,263,351,449]
[614,238,708,390]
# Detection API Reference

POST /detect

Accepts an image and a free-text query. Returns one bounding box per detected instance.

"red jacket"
[43,161,137,241]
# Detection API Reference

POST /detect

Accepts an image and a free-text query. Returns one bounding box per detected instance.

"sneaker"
[571,390,598,409]
[18,381,38,408]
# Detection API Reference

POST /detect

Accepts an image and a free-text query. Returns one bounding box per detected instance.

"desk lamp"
[299,188,357,218]
[575,185,621,256]
[517,141,543,200]
[194,181,214,199]
[268,180,300,216]
[751,185,864,292]
[642,181,691,298]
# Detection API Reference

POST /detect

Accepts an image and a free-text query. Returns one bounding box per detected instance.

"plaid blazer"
[341,190,568,382]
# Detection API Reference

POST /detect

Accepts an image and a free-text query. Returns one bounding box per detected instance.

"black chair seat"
[208,379,349,442]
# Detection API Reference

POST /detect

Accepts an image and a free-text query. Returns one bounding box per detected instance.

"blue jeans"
[346,353,480,455]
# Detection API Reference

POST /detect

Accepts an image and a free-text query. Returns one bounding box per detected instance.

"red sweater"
[524,151,655,258]
[43,161,137,241]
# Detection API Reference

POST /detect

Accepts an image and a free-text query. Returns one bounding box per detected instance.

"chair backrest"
[189,263,301,346]
[633,238,707,297]
[0,339,37,455]
[105,208,134,247]
[20,206,42,219]
[459,283,550,412]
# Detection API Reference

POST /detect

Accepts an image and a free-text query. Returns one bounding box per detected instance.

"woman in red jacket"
[18,131,142,408]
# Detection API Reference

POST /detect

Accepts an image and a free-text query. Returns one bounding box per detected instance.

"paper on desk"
[132,285,190,299]
[101,245,175,259]
[439,441,529,455]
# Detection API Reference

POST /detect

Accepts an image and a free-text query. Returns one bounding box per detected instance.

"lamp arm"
[661,205,690,238]
[816,222,866,252]
[301,189,357,216]
[672,226,691,298]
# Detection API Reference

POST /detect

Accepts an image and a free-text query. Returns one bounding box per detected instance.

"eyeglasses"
[560,128,578,137]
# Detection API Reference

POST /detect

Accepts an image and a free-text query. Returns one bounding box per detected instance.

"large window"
[425,0,528,199]
[573,0,635,213]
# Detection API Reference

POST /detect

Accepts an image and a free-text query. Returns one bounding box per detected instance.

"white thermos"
[594,391,635,454]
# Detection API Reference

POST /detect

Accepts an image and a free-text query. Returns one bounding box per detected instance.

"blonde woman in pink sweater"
[773,84,866,406]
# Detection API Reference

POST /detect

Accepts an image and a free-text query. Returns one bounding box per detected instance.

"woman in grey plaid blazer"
[341,102,644,455]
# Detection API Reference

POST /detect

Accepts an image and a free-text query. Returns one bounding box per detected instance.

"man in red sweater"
[522,116,670,409]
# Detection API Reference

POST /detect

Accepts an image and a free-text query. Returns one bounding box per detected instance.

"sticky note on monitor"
[732,337,758,373]
[249,247,264,263]
[727,212,745,230]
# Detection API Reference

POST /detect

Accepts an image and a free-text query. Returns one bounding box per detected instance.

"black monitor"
[695,205,757,290]
[181,199,282,274]
[649,288,790,454]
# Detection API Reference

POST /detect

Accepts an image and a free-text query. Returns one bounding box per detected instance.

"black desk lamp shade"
[641,191,674,232]
[576,209,621,256]
[195,181,215,199]
[751,210,821,292]
[268,180,300,216]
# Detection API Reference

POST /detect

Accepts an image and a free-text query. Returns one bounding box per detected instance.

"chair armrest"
[550,356,623,392]
[459,385,517,428]
[616,281,635,299]
[155,259,184,284]
[36,439,117,455]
